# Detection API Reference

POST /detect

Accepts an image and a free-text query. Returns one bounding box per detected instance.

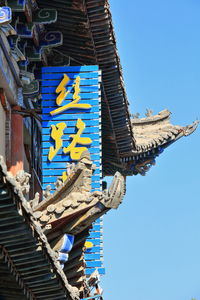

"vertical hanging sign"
[41,65,104,275]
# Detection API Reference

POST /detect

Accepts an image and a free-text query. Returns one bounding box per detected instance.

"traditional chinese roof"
[0,156,79,300]
[32,151,125,296]
[3,1,198,177]
[119,110,199,176]
[34,0,198,177]
[0,1,198,299]
[33,152,124,234]
[131,109,198,154]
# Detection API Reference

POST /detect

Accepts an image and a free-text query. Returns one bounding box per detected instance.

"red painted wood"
[9,106,24,176]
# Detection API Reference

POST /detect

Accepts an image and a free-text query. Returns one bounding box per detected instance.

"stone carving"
[66,162,76,176]
[102,172,125,209]
[145,108,153,117]
[15,170,31,195]
[43,184,51,199]
[30,192,40,209]
[55,177,64,189]
[182,120,199,136]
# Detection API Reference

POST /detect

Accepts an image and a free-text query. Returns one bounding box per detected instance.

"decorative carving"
[102,172,125,209]
[55,177,64,189]
[33,8,57,24]
[145,108,153,117]
[121,109,199,176]
[131,109,199,162]
[30,192,40,209]
[23,79,39,96]
[66,162,76,177]
[39,31,63,48]
[15,170,31,195]
[33,153,125,237]
[0,6,12,25]
[43,184,51,199]
[182,120,199,136]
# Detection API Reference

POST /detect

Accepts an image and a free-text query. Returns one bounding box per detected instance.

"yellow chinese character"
[63,119,92,160]
[50,75,91,116]
[48,122,66,161]
[55,74,70,106]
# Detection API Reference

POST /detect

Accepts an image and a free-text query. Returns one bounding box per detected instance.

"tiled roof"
[0,156,79,300]
[32,151,125,296]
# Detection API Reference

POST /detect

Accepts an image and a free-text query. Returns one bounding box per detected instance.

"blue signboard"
[41,65,104,276]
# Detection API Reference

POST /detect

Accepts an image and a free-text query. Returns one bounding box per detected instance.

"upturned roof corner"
[118,109,198,176]
[33,151,125,237]
[181,119,199,136]
[131,109,199,152]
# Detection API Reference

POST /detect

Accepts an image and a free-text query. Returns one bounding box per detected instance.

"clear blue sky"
[102,1,200,300]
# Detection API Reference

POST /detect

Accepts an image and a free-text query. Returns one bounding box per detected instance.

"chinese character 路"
[48,122,66,161]
[63,118,92,160]
[48,119,92,162]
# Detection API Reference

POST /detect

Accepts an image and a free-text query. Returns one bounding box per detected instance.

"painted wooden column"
[9,106,24,175]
